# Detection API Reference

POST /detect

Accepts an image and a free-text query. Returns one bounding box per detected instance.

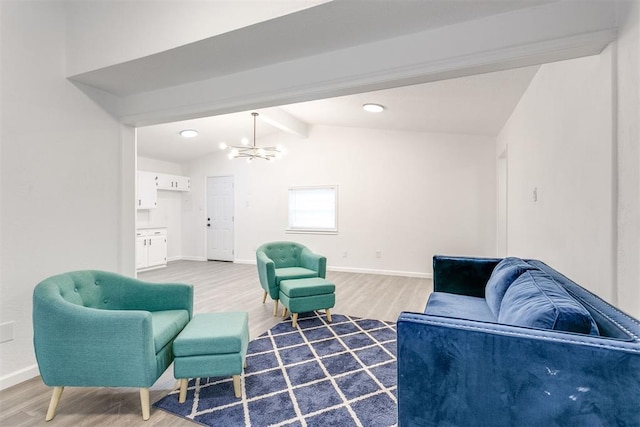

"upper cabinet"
[157,173,190,191]
[137,171,158,209]
[137,171,190,210]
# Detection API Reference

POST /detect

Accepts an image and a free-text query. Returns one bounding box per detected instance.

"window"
[287,186,338,233]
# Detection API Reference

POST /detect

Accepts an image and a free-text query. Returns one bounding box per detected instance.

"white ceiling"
[137,65,539,163]
[70,0,552,96]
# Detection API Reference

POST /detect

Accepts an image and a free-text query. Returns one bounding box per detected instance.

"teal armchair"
[256,241,326,315]
[33,270,193,421]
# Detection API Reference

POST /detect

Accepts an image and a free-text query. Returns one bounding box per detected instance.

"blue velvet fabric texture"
[485,257,536,317]
[397,256,640,427]
[432,255,501,297]
[499,270,599,335]
[397,313,640,427]
[424,292,496,323]
[33,270,193,388]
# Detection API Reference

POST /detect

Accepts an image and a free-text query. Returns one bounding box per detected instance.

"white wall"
[497,50,615,301]
[184,125,496,276]
[65,1,329,76]
[137,156,185,261]
[616,0,640,318]
[0,2,130,388]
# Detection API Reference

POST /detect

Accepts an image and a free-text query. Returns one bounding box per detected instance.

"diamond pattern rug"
[154,312,397,426]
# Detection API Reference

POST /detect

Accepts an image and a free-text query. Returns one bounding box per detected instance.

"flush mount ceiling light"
[362,103,385,113]
[219,112,286,162]
[179,129,198,138]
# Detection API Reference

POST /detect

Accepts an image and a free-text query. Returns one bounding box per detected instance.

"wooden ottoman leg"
[45,386,64,421]
[326,309,332,322]
[232,375,242,398]
[179,378,189,403]
[140,388,150,420]
[292,313,299,328]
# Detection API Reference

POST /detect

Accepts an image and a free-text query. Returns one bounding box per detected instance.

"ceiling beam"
[70,0,619,127]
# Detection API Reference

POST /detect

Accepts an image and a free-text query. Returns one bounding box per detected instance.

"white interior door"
[206,176,235,261]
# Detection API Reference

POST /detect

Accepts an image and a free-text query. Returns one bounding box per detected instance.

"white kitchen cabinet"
[136,228,167,271]
[137,172,158,209]
[156,173,190,191]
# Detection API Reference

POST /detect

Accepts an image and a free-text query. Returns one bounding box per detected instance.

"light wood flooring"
[0,260,431,426]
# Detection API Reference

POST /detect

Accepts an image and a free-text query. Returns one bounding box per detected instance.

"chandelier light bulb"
[219,112,286,162]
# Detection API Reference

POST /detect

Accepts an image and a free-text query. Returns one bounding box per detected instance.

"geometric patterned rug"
[154,312,397,426]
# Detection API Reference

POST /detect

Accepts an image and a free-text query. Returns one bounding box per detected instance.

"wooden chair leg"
[282,307,288,318]
[45,386,64,421]
[262,290,268,304]
[140,388,150,420]
[273,300,279,317]
[178,378,188,403]
[232,375,242,398]
[292,313,299,328]
[326,309,332,322]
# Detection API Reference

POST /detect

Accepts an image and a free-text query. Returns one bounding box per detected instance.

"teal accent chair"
[33,270,193,421]
[256,242,326,316]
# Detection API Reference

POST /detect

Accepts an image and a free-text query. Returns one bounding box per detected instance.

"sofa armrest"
[432,255,501,297]
[300,248,327,278]
[397,312,640,427]
[33,297,159,388]
[256,250,278,299]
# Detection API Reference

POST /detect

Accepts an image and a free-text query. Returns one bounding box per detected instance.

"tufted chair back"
[258,241,306,269]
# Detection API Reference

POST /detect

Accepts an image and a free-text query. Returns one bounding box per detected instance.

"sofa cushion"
[151,309,190,353]
[498,271,599,335]
[275,267,318,284]
[425,292,497,323]
[485,257,536,317]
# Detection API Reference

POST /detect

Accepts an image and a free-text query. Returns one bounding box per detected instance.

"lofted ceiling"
[137,65,539,163]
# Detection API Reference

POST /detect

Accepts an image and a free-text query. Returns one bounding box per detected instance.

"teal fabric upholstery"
[173,312,249,379]
[279,277,335,315]
[256,241,326,302]
[33,270,193,389]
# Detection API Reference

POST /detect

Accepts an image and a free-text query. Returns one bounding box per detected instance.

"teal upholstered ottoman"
[173,312,249,403]
[279,277,336,328]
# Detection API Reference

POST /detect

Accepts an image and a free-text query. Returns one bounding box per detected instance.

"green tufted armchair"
[32,270,193,421]
[256,241,326,316]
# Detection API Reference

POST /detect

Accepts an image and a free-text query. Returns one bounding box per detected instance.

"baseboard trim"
[179,256,208,262]
[233,258,431,279]
[0,364,39,391]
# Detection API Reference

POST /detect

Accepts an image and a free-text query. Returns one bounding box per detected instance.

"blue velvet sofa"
[397,256,640,427]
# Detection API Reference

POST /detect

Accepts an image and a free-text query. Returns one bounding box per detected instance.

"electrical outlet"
[376,250,382,258]
[0,321,14,343]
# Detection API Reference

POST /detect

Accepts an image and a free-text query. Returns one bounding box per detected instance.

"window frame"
[286,185,339,234]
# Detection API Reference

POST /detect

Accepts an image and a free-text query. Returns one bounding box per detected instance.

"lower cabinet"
[136,228,167,271]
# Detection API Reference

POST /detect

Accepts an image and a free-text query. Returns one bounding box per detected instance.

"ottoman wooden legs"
[173,312,249,404]
[282,308,332,328]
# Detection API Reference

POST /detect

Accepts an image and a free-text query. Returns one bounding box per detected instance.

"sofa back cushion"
[499,270,599,335]
[485,257,536,317]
